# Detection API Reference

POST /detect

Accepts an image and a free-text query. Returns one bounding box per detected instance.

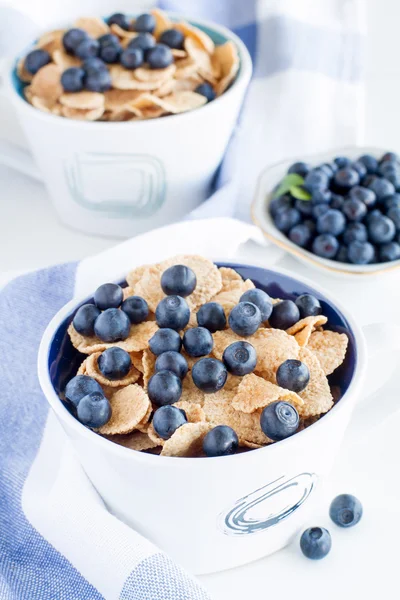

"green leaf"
[289,186,311,201]
[273,173,305,198]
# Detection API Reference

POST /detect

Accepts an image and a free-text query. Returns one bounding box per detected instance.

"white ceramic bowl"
[251,147,400,277]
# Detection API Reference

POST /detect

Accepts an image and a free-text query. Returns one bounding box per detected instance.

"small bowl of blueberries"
[251,147,400,276]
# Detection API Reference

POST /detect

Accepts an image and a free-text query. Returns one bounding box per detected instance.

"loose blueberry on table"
[300,527,332,560]
[270,151,400,264]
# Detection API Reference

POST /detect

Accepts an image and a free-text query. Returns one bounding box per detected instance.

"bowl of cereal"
[39,254,383,573]
[1,10,251,237]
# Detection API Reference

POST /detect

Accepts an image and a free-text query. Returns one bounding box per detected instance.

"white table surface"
[2,1,400,598]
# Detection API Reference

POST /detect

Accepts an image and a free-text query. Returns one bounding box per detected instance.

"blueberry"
[194,83,216,102]
[229,302,262,336]
[97,347,132,380]
[379,241,400,262]
[387,206,400,230]
[64,374,103,407]
[386,170,400,189]
[334,167,360,190]
[94,283,123,310]
[362,174,378,188]
[222,341,257,376]
[128,33,156,53]
[98,33,120,46]
[304,170,329,193]
[99,39,122,63]
[312,234,339,259]
[73,303,101,336]
[239,289,273,323]
[77,391,111,428]
[348,185,376,208]
[287,162,311,177]
[382,193,400,211]
[148,370,182,406]
[75,38,100,60]
[381,151,399,163]
[334,156,352,169]
[84,67,112,92]
[94,308,131,342]
[149,328,182,355]
[300,527,331,560]
[120,47,144,69]
[161,265,197,297]
[378,161,398,177]
[269,195,292,217]
[274,208,301,232]
[82,57,107,74]
[295,198,313,216]
[336,245,349,263]
[330,194,344,210]
[269,300,300,330]
[347,241,375,265]
[203,425,239,457]
[303,219,316,235]
[159,28,185,49]
[197,302,226,332]
[318,163,336,178]
[368,214,396,243]
[358,154,378,174]
[155,295,190,331]
[120,296,148,324]
[61,67,85,92]
[351,160,367,179]
[317,209,346,236]
[107,13,130,31]
[365,208,382,225]
[146,44,173,69]
[63,28,88,53]
[312,204,329,220]
[342,199,367,222]
[311,189,331,204]
[155,351,188,379]
[153,405,187,439]
[368,177,395,200]
[191,358,227,393]
[295,294,322,318]
[24,49,51,75]
[343,222,368,245]
[276,359,310,393]
[260,401,299,441]
[329,494,363,528]
[183,327,213,357]
[288,224,311,247]
[134,13,156,33]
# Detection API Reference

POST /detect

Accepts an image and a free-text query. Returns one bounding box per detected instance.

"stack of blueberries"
[270,151,400,265]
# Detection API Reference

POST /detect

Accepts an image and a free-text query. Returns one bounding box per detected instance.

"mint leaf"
[273,173,305,198]
[290,186,311,201]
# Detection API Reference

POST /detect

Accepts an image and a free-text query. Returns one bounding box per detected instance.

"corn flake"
[297,347,333,418]
[161,422,211,457]
[232,373,304,413]
[307,330,348,375]
[98,384,151,435]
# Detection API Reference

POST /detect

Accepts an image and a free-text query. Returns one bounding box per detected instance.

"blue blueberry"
[295,198,313,216]
[120,48,144,69]
[300,527,332,560]
[97,347,132,380]
[65,374,103,407]
[82,57,107,74]
[387,206,400,230]
[194,83,216,102]
[382,193,400,211]
[94,283,123,310]
[73,303,101,335]
[121,295,149,324]
[98,33,120,46]
[134,13,156,33]
[329,494,363,528]
[358,154,378,174]
[203,425,239,457]
[289,224,311,247]
[84,66,112,92]
[287,162,311,177]
[273,208,301,232]
[128,33,156,53]
[155,295,190,331]
[146,44,173,69]
[191,358,227,393]
[368,214,396,243]
[183,327,213,357]
[336,245,349,263]
[99,38,122,63]
[365,208,382,225]
[311,189,331,204]
[228,302,262,336]
[63,28,88,53]
[260,401,299,441]
[351,160,367,179]
[317,209,346,236]
[196,302,226,332]
[334,156,352,169]
[148,370,182,406]
[318,163,336,178]
[276,359,310,393]
[312,234,339,259]
[152,405,187,439]
[269,300,300,330]
[378,161,398,177]
[24,49,51,75]
[75,38,100,60]
[240,289,273,323]
[381,151,399,163]
[334,167,360,190]
[330,194,344,210]
[222,341,257,376]
[347,241,375,265]
[295,294,322,318]
[161,265,197,297]
[94,308,131,342]
[342,199,367,221]
[368,177,395,200]
[362,174,378,188]
[61,67,85,92]
[77,391,111,428]
[159,28,185,49]
[155,351,188,379]
[270,195,292,217]
[343,222,367,245]
[312,203,329,220]
[149,328,182,355]
[379,241,400,262]
[348,185,376,208]
[303,219,316,235]
[304,170,329,193]
[107,13,130,31]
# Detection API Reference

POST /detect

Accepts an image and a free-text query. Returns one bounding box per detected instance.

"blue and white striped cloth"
[0,1,365,598]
